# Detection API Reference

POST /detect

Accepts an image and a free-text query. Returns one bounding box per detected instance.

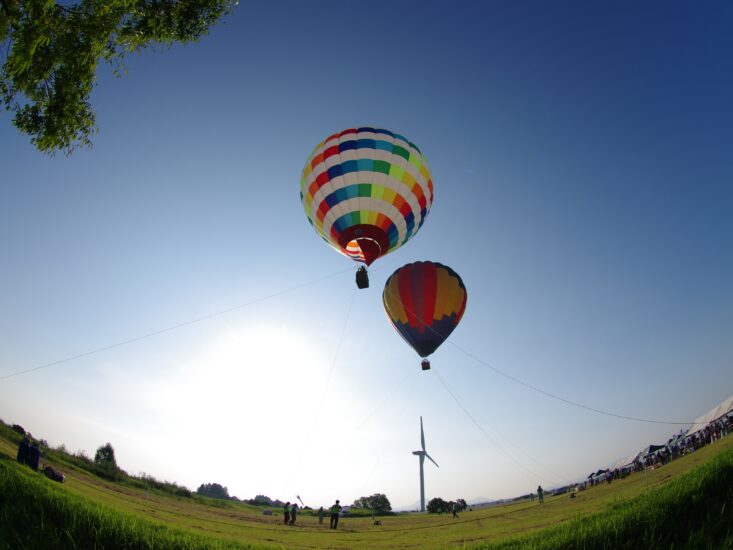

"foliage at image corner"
[0,0,237,155]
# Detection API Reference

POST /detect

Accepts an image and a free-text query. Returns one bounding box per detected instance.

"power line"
[448,342,691,425]
[281,285,358,496]
[4,262,694,426]
[433,369,561,486]
[0,268,351,381]
[467,398,572,485]
[376,272,692,426]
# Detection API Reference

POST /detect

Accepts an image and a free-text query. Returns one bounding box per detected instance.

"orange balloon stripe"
[382,261,467,359]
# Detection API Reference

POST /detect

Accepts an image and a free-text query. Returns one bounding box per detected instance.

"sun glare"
[146,324,335,454]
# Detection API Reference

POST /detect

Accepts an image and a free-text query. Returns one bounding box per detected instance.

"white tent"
[609,452,640,471]
[687,394,733,435]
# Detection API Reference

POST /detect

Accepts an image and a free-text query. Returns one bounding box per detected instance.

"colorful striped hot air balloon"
[382,261,467,370]
[300,127,433,287]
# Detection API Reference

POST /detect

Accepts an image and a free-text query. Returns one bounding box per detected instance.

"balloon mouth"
[347,238,381,266]
[340,225,390,266]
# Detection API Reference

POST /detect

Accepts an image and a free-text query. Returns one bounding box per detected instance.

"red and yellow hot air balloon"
[300,127,434,288]
[382,261,467,370]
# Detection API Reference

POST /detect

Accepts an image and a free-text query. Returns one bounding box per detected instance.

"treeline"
[2,419,191,498]
[4,418,402,513]
[193,485,291,508]
[4,418,308,507]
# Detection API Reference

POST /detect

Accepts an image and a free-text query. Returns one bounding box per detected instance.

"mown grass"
[1,424,732,549]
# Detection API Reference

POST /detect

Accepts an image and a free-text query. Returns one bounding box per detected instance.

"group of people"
[283,499,343,529]
[282,501,298,525]
[614,415,732,480]
[680,418,730,453]
[529,485,545,503]
[560,414,733,496]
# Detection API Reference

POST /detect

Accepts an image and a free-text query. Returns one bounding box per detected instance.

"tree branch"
[57,5,83,16]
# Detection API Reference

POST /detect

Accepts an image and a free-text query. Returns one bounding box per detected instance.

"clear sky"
[1,1,732,509]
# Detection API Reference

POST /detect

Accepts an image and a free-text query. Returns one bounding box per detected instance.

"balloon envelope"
[300,127,433,266]
[382,261,467,358]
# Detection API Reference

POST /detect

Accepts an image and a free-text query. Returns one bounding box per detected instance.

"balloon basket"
[356,266,369,289]
[421,359,431,371]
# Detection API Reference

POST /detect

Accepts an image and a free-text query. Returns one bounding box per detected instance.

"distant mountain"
[393,500,421,512]
[468,497,496,506]
[395,497,497,511]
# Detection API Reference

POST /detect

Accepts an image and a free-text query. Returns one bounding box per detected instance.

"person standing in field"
[283,501,290,525]
[329,499,342,529]
[318,506,325,526]
[537,486,544,504]
[290,502,298,525]
[451,502,459,519]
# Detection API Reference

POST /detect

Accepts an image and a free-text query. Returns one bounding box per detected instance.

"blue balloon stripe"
[356,159,374,171]
[338,140,358,152]
[341,160,358,174]
[374,140,394,152]
[327,164,343,180]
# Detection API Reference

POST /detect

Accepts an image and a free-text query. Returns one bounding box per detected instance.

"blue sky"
[1,1,732,508]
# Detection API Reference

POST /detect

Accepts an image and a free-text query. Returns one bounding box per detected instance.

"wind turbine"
[412,416,439,512]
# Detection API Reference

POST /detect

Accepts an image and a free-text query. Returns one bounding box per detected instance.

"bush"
[352,493,392,512]
[93,443,125,482]
[196,483,230,500]
[94,443,117,467]
[131,473,192,498]
[427,497,448,514]
[93,462,126,482]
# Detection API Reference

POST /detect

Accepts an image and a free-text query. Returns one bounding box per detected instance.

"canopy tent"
[638,444,665,459]
[666,428,689,446]
[609,452,641,471]
[687,394,733,436]
[584,395,732,487]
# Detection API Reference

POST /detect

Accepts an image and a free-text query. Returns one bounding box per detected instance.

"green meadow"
[1,427,731,549]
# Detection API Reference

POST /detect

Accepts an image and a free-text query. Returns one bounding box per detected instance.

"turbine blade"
[420,417,425,451]
[425,453,439,468]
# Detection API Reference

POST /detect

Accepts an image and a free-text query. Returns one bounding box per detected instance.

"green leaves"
[0,0,236,155]
[352,493,393,512]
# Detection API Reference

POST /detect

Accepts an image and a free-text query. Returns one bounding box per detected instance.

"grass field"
[1,427,732,549]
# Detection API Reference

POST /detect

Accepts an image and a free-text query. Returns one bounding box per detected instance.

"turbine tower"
[412,416,439,512]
